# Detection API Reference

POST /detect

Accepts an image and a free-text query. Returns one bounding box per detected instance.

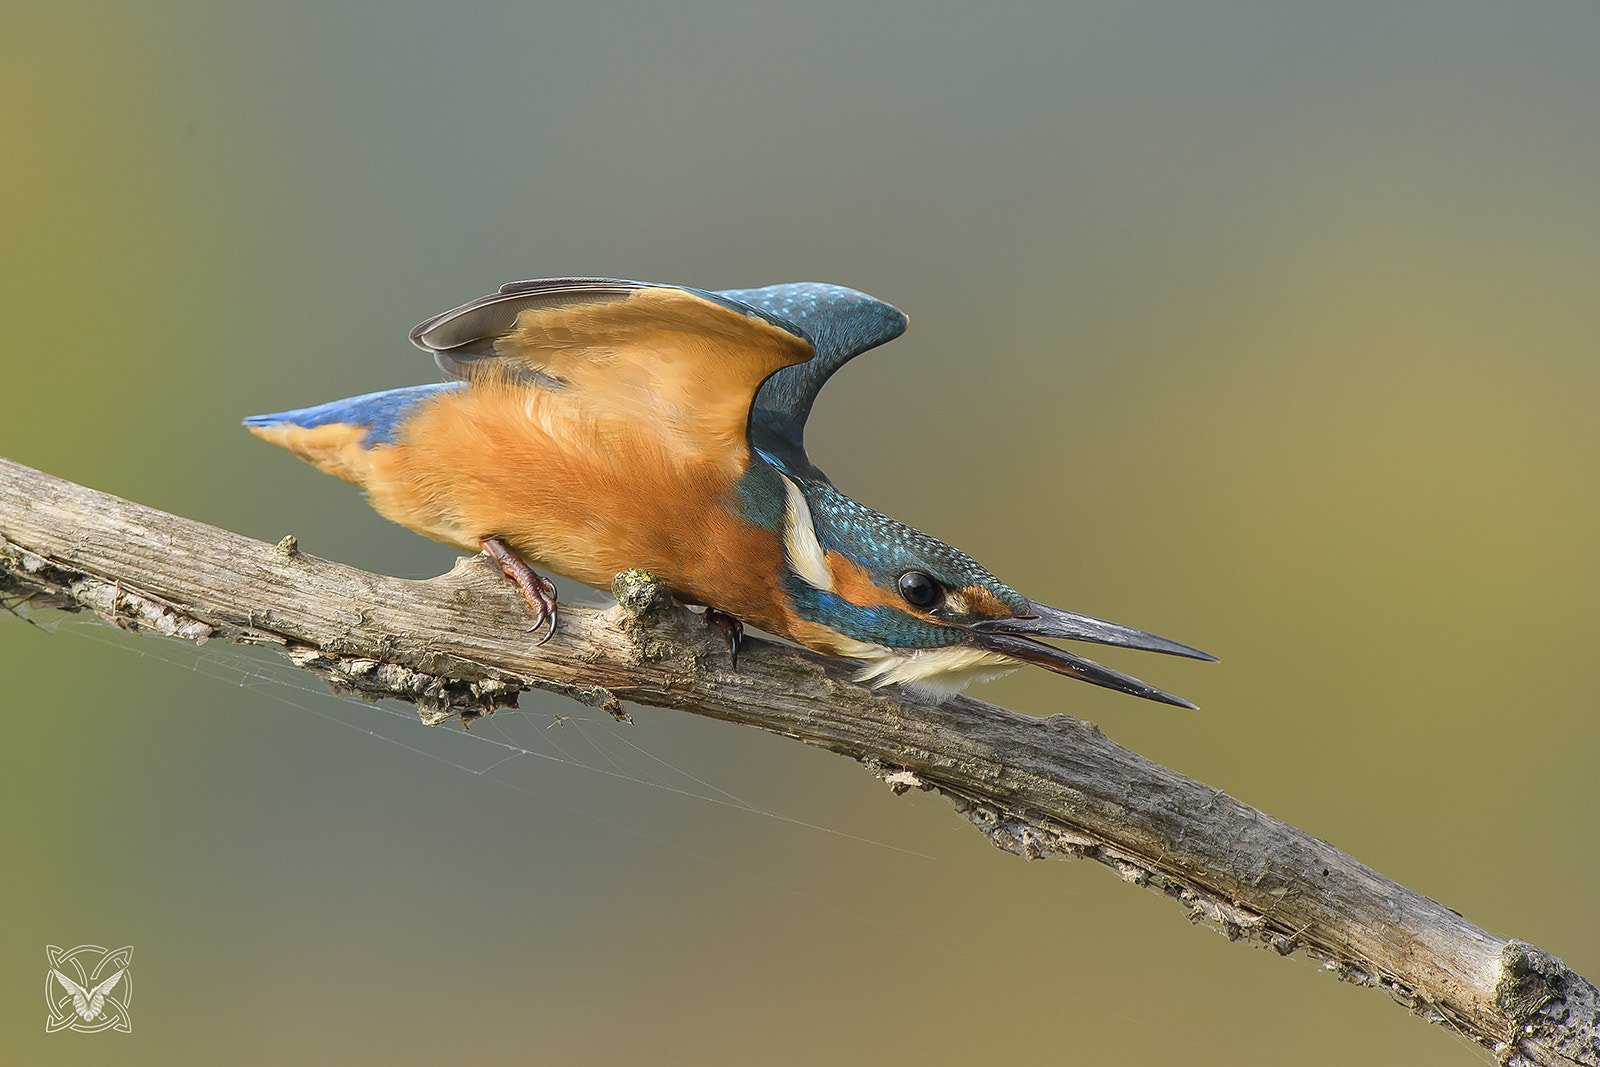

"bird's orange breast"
[358,378,792,634]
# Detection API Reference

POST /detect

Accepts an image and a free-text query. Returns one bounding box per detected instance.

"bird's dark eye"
[898,571,942,609]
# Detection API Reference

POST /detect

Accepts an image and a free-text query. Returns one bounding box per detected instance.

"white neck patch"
[779,473,834,591]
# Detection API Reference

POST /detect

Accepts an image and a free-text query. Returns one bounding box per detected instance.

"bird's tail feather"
[243,383,460,486]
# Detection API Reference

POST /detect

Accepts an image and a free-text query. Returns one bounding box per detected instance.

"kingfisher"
[245,278,1214,706]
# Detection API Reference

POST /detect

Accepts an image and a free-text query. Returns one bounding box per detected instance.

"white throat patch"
[853,645,1019,699]
[779,474,833,591]
[816,631,1019,700]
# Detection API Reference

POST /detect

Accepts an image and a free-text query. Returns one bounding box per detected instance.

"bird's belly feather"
[361,382,791,633]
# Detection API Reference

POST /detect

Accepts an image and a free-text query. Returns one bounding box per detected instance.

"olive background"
[3,3,1597,1064]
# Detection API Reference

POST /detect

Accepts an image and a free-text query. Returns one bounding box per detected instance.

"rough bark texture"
[1,454,1594,1065]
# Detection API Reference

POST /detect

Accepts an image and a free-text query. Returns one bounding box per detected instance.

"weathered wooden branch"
[1,454,1593,1064]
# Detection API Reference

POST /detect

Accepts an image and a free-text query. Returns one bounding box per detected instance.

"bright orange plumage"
[365,374,792,638]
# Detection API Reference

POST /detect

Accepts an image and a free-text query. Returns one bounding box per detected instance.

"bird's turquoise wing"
[715,283,907,476]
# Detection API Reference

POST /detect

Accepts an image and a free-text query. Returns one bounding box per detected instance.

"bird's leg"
[704,607,744,669]
[479,536,558,644]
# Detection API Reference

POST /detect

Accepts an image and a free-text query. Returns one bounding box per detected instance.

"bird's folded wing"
[410,279,814,463]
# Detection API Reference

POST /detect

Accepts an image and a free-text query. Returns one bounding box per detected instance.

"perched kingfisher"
[246,278,1214,705]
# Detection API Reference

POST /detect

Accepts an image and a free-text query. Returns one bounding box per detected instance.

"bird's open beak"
[967,601,1216,709]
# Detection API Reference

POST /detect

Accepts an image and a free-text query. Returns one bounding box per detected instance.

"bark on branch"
[1,454,1593,1065]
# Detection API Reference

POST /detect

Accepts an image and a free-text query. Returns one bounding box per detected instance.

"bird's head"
[760,471,1214,705]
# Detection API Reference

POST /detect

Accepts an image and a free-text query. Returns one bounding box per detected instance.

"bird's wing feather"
[409,278,815,464]
[714,284,908,475]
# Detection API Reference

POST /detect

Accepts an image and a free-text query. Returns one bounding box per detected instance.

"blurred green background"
[3,2,1596,1063]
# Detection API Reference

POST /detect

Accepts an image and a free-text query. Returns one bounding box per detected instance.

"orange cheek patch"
[824,551,899,611]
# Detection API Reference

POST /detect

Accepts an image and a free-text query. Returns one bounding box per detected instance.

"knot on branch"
[1497,941,1600,1065]
[611,569,676,624]
[607,569,709,671]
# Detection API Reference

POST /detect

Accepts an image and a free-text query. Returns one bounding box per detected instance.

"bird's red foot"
[704,607,744,669]
[480,536,558,644]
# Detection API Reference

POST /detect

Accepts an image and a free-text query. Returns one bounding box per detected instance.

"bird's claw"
[524,574,558,644]
[704,607,744,669]
[480,536,559,644]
